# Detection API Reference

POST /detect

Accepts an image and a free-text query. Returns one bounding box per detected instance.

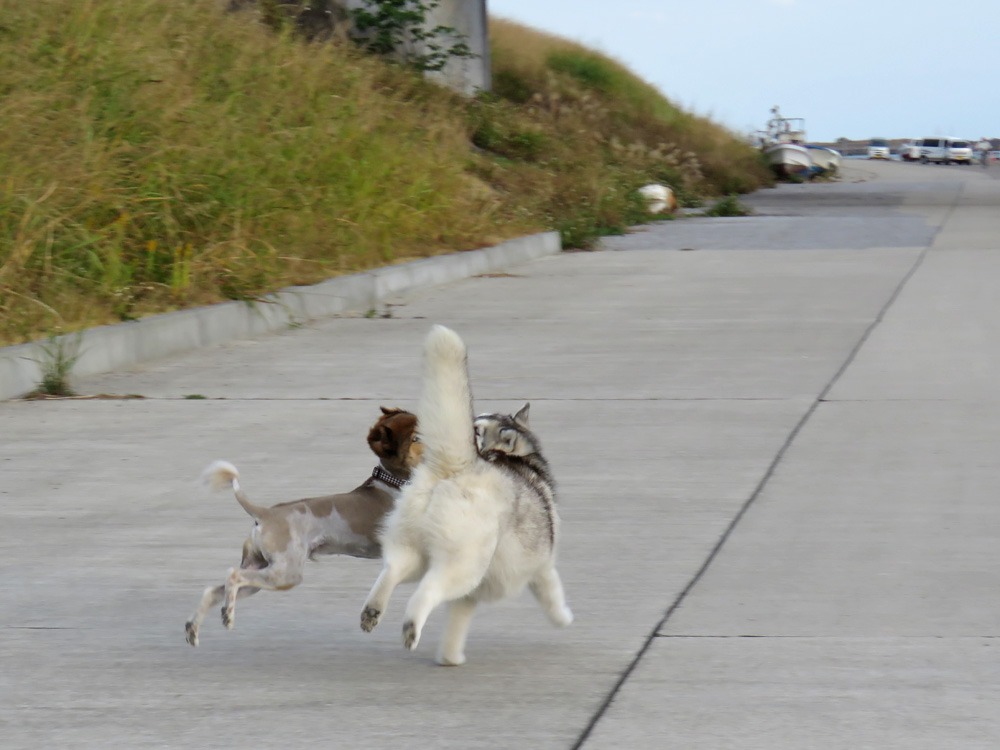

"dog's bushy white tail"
[418,325,477,479]
[201,460,267,519]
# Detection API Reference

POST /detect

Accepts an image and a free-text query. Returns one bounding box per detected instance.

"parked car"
[867,137,891,160]
[899,139,922,161]
[946,139,972,165]
[918,137,972,164]
[919,137,946,163]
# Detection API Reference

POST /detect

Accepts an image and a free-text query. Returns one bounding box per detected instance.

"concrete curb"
[0,231,561,401]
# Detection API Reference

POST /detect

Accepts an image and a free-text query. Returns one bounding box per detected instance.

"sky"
[486,0,1000,144]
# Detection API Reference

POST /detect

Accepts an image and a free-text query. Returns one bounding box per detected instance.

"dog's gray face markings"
[474,403,556,548]
[474,403,536,458]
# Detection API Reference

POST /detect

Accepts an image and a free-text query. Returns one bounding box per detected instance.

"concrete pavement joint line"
[820,397,959,403]
[928,182,966,247]
[65,396,797,402]
[571,212,948,749]
[812,181,960,404]
[6,625,76,630]
[570,397,829,750]
[656,634,1000,639]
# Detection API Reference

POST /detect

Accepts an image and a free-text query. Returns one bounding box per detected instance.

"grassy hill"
[0,1,772,345]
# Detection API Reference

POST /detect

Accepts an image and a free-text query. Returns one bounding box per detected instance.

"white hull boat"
[764,142,813,177]
[757,106,817,178]
[805,144,842,174]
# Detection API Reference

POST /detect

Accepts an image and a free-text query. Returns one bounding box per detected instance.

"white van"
[920,137,972,164]
[919,137,946,163]
[899,139,922,161]
[946,139,972,165]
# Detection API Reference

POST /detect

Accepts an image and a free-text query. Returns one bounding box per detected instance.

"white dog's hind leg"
[437,597,477,666]
[361,546,421,633]
[529,564,574,627]
[401,561,484,652]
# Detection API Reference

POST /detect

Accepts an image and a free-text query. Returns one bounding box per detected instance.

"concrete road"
[3,159,1000,749]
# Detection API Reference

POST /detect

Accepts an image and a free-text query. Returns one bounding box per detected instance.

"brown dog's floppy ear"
[367,423,394,458]
[380,406,404,416]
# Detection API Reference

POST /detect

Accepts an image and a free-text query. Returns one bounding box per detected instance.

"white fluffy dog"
[359,325,572,665]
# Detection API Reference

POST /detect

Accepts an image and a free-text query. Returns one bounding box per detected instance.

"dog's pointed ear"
[380,405,403,416]
[514,402,530,427]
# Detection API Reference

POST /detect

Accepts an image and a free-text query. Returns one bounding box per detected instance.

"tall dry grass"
[487,18,772,201]
[0,3,771,345]
[0,0,524,343]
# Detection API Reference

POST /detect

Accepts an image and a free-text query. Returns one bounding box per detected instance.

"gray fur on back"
[476,408,556,548]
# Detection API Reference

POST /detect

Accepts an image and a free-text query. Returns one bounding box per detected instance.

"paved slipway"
[3,160,1000,749]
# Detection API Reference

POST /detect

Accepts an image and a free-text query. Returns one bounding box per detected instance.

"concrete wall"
[341,0,491,95]
[423,0,491,95]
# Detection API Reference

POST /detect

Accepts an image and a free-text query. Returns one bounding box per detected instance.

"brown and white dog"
[184,407,420,646]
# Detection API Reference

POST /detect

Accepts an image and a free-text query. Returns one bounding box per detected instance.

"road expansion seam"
[655,634,1000,639]
[568,194,961,747]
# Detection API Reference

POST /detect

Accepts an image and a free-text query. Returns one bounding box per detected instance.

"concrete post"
[341,0,491,96]
[422,0,491,95]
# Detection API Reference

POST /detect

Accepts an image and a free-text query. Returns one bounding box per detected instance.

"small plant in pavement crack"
[704,194,751,217]
[27,333,83,397]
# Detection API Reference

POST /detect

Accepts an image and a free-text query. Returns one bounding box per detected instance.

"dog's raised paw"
[221,607,234,630]
[402,620,419,650]
[185,621,200,647]
[360,607,381,633]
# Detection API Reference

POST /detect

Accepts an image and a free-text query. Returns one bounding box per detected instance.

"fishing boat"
[804,144,842,175]
[764,142,813,177]
[758,106,813,178]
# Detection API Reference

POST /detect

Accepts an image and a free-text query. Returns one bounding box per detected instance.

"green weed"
[704,194,751,217]
[29,332,83,397]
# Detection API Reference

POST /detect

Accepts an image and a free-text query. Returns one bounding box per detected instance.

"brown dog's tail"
[201,460,268,520]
